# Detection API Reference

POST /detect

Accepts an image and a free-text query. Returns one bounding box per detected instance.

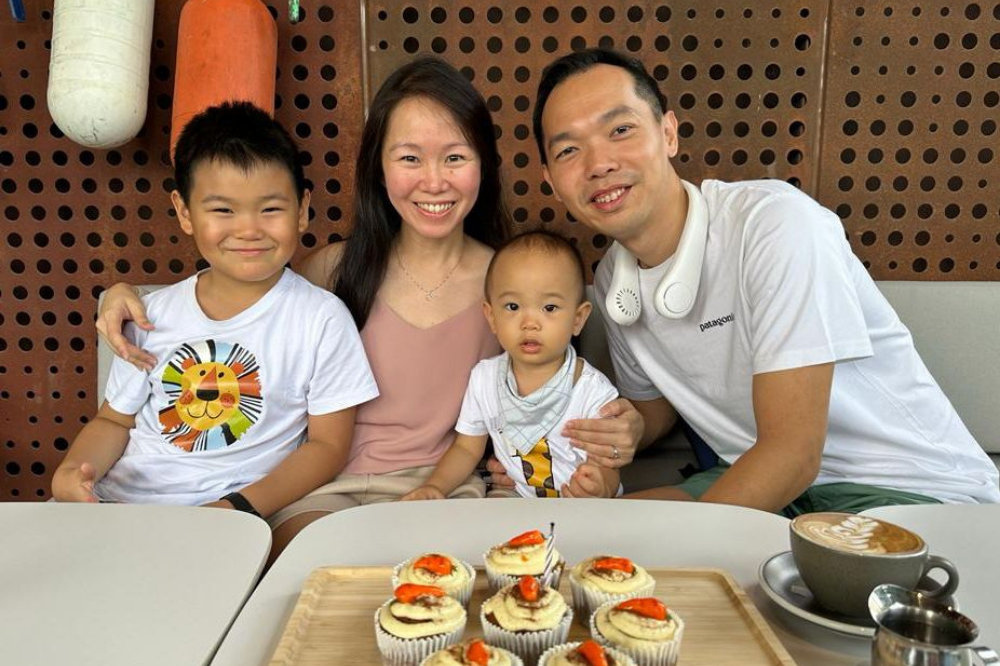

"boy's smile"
[172,159,310,318]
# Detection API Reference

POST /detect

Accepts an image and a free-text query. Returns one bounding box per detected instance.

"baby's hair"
[485,229,587,303]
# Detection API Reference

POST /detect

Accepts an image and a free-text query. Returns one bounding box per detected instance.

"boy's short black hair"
[485,230,587,303]
[533,48,668,164]
[173,101,306,203]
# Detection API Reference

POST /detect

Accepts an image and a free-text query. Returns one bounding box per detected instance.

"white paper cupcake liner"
[568,570,657,626]
[538,641,638,666]
[589,600,685,666]
[479,605,573,666]
[391,558,478,607]
[374,601,467,666]
[418,643,525,666]
[483,551,565,592]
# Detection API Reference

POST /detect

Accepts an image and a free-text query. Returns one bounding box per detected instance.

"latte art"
[793,513,923,555]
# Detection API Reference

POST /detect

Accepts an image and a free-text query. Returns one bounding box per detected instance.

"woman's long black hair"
[334,56,510,329]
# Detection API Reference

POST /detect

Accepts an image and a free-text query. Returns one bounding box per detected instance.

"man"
[532,48,999,514]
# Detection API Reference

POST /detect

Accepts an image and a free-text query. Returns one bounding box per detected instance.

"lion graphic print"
[158,340,263,452]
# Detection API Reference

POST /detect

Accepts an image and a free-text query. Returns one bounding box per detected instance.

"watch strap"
[221,491,261,517]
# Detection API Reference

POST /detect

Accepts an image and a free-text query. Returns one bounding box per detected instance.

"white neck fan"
[605,179,709,326]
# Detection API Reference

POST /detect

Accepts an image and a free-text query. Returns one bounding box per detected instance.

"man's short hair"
[533,48,667,164]
[173,101,306,203]
[485,229,587,303]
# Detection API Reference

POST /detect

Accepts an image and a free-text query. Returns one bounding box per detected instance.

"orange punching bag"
[171,0,277,160]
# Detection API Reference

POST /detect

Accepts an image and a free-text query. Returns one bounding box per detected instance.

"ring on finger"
[612,445,621,460]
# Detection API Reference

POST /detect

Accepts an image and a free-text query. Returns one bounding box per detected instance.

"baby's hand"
[401,485,446,501]
[561,463,614,498]
[52,462,99,503]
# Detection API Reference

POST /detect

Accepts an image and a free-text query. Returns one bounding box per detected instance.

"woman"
[97,57,641,552]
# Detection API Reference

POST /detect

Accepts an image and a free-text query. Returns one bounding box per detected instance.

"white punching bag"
[47,0,156,149]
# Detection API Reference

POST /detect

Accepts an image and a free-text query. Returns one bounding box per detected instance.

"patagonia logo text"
[699,313,735,332]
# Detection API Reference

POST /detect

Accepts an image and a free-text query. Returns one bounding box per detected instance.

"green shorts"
[675,463,941,518]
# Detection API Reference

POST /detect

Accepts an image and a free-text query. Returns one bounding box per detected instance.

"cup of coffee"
[789,512,959,618]
[869,584,998,666]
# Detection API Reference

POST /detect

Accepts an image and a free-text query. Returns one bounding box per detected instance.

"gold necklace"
[395,246,463,301]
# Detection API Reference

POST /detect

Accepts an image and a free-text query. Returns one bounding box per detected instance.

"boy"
[52,102,379,523]
[404,231,621,500]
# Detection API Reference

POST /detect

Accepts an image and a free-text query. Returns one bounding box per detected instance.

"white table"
[864,504,1000,647]
[210,498,869,666]
[0,502,271,666]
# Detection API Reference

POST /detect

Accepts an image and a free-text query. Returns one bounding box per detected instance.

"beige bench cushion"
[877,281,1000,455]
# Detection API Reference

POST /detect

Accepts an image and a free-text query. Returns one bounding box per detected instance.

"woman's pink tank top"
[341,297,500,474]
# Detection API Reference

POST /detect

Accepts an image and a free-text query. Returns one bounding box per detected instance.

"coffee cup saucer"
[757,551,959,639]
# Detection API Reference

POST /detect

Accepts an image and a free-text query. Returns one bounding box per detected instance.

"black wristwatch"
[221,491,261,517]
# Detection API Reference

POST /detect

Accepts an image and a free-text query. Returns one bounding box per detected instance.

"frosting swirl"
[398,553,472,595]
[421,639,517,666]
[545,641,631,666]
[486,540,562,576]
[570,556,652,594]
[594,600,679,649]
[482,580,569,632]
[379,589,466,639]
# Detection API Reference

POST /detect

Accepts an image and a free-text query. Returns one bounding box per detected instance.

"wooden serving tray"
[269,566,796,665]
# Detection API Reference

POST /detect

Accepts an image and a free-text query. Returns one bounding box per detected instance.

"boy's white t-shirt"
[95,269,379,505]
[596,178,1000,504]
[456,353,619,498]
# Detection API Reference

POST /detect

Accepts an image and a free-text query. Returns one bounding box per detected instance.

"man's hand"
[485,457,515,488]
[563,398,644,468]
[401,485,446,501]
[561,463,616,498]
[51,462,99,503]
[96,283,157,371]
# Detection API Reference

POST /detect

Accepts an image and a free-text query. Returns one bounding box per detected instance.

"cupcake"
[480,575,573,666]
[393,553,477,606]
[590,598,684,666]
[419,638,524,666]
[569,556,655,622]
[538,640,638,666]
[484,529,565,591]
[375,583,468,666]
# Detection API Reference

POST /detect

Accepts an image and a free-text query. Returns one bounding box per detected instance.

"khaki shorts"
[267,465,486,529]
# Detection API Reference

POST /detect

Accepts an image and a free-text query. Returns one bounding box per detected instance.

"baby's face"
[484,248,591,372]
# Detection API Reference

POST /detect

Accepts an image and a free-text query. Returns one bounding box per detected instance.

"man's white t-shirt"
[456,353,619,498]
[596,179,1000,504]
[95,269,379,505]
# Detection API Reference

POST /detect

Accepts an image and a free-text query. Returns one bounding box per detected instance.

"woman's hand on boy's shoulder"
[96,283,157,371]
[563,398,643,468]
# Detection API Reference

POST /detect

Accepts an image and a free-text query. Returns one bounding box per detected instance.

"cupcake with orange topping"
[375,583,468,666]
[419,638,524,666]
[480,575,573,665]
[569,556,655,622]
[393,553,476,606]
[590,598,684,666]
[483,529,565,591]
[538,640,637,666]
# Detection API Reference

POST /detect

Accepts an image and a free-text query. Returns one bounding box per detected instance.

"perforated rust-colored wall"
[817,1,1000,277]
[2,1,998,500]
